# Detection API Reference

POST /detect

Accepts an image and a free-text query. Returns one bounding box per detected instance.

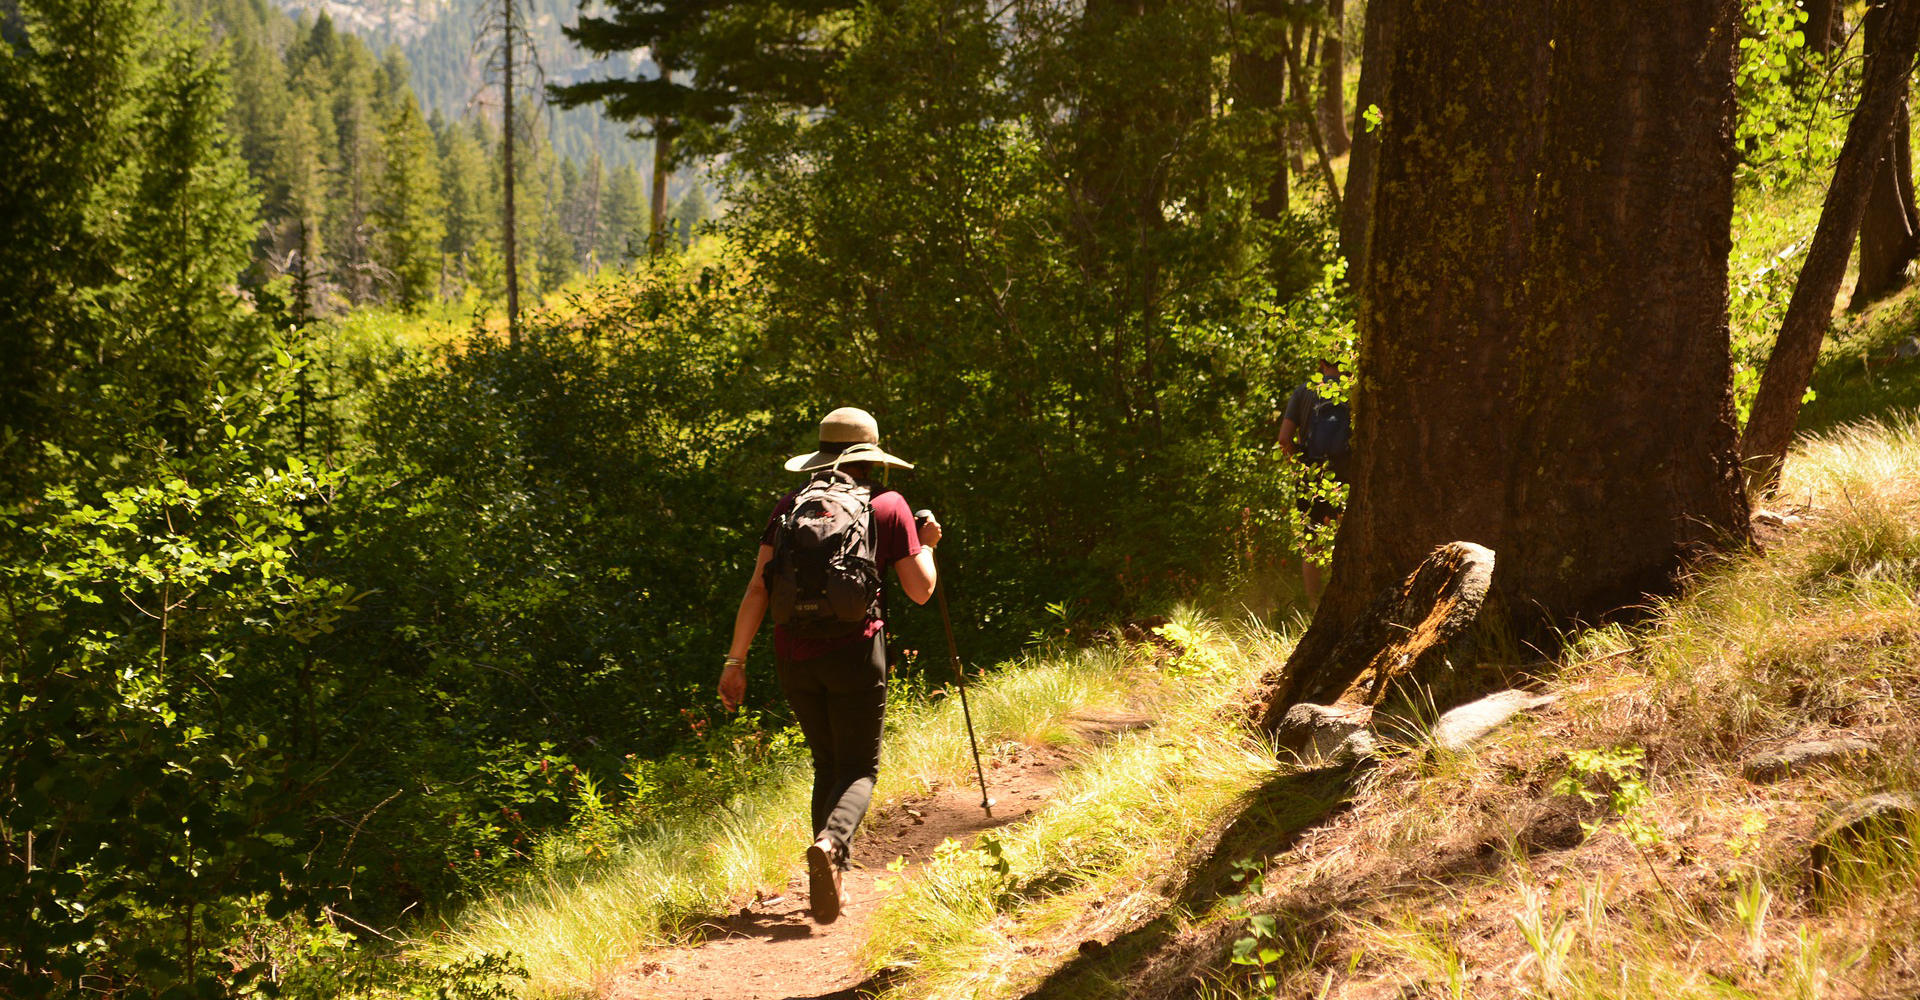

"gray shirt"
[1284,384,1320,430]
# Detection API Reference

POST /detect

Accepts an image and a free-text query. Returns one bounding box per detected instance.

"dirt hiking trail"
[602,739,1075,1000]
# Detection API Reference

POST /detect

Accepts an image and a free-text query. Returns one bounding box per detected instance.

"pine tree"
[600,162,646,264]
[128,26,262,429]
[552,0,853,161]
[0,0,157,489]
[1255,0,1750,720]
[325,42,385,303]
[668,182,710,247]
[377,93,449,309]
[437,115,495,292]
[268,93,330,318]
[0,0,261,491]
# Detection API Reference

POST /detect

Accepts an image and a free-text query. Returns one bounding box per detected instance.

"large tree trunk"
[1803,0,1847,59]
[649,127,672,254]
[1319,0,1352,157]
[1511,1,1750,608]
[1256,0,1751,729]
[1337,0,1396,281]
[1850,5,1920,309]
[1851,104,1918,306]
[1743,0,1920,491]
[1235,0,1290,223]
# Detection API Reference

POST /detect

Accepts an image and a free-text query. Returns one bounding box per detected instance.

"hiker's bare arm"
[1278,417,1301,458]
[720,544,774,711]
[895,515,941,605]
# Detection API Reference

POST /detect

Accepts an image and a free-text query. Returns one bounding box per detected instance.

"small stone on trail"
[1742,737,1875,783]
[1428,689,1558,753]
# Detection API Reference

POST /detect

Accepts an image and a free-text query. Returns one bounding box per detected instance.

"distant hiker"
[1278,358,1351,607]
[719,407,941,924]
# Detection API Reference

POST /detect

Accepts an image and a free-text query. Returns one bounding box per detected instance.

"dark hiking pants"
[776,631,887,868]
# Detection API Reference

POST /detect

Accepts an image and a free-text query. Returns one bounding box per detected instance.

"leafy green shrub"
[0,364,354,995]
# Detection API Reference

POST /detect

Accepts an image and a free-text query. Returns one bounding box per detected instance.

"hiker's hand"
[718,659,746,712]
[915,510,943,548]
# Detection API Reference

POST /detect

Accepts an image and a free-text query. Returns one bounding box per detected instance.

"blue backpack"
[1305,395,1352,480]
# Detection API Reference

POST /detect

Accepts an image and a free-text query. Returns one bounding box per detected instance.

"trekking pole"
[917,510,994,817]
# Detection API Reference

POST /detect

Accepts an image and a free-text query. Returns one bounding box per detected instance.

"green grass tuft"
[419,633,1153,997]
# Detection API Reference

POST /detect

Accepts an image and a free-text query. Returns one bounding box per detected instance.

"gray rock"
[1329,729,1379,766]
[1428,689,1558,753]
[1896,336,1920,360]
[1279,702,1374,765]
[1810,793,1918,893]
[1741,738,1876,783]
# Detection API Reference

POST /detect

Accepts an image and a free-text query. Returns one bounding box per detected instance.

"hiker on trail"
[1278,358,1351,607]
[718,407,941,924]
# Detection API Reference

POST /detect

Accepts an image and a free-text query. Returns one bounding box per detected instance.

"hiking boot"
[807,837,843,923]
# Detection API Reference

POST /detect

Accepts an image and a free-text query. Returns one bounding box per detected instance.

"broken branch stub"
[1259,542,1495,735]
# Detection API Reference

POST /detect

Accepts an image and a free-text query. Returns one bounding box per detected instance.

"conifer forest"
[3,0,1918,996]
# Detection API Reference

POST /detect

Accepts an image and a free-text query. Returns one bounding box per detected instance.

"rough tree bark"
[1337,0,1396,280]
[649,123,672,254]
[1803,0,1847,59]
[1851,3,1920,308]
[1256,0,1751,730]
[1743,0,1920,491]
[1235,0,1290,223]
[1319,0,1352,157]
[1276,542,1494,716]
[1852,104,1918,306]
[648,54,675,256]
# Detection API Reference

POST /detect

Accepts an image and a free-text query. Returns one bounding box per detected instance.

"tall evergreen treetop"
[550,0,858,158]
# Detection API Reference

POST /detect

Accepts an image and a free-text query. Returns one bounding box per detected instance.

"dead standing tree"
[474,0,545,346]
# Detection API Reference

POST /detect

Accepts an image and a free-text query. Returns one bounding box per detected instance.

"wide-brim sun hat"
[784,406,915,472]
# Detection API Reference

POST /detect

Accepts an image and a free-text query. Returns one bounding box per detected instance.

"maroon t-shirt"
[761,486,923,661]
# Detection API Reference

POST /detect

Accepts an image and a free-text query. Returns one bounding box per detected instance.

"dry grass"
[1165,418,1920,1000]
[420,642,1143,997]
[421,418,1920,1000]
[854,610,1308,1000]
[854,418,1920,1000]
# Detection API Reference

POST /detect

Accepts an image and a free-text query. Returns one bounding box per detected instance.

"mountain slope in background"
[275,0,660,175]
